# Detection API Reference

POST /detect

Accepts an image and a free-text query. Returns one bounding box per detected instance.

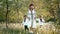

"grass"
[0,23,60,34]
[0,28,30,34]
[0,23,30,34]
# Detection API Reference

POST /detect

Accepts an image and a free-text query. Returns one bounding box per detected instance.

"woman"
[27,4,36,33]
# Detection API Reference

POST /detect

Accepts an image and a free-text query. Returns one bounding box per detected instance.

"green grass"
[0,23,60,34]
[0,28,30,34]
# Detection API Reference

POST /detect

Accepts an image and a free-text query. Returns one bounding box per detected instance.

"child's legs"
[24,25,29,31]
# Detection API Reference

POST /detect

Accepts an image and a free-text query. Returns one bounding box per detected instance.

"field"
[0,22,60,34]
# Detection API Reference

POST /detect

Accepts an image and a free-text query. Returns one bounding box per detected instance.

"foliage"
[0,0,60,23]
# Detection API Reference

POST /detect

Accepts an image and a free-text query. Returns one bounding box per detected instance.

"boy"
[22,15,29,31]
[38,15,45,27]
[39,15,45,25]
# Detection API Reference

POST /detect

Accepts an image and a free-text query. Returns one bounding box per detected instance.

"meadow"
[0,22,60,34]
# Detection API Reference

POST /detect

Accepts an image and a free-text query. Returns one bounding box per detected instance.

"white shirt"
[22,18,29,26]
[36,18,45,25]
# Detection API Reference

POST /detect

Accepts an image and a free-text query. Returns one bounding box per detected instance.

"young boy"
[38,15,45,27]
[39,15,45,24]
[22,15,29,31]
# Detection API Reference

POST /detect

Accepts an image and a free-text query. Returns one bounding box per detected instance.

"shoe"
[29,31,34,34]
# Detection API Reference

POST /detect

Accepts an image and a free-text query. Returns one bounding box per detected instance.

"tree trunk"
[16,0,19,23]
[6,0,9,28]
[57,0,60,25]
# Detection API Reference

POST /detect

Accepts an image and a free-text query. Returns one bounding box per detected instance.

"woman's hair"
[29,4,34,10]
[29,4,34,7]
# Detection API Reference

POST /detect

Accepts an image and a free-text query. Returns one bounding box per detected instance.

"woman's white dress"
[27,10,36,28]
